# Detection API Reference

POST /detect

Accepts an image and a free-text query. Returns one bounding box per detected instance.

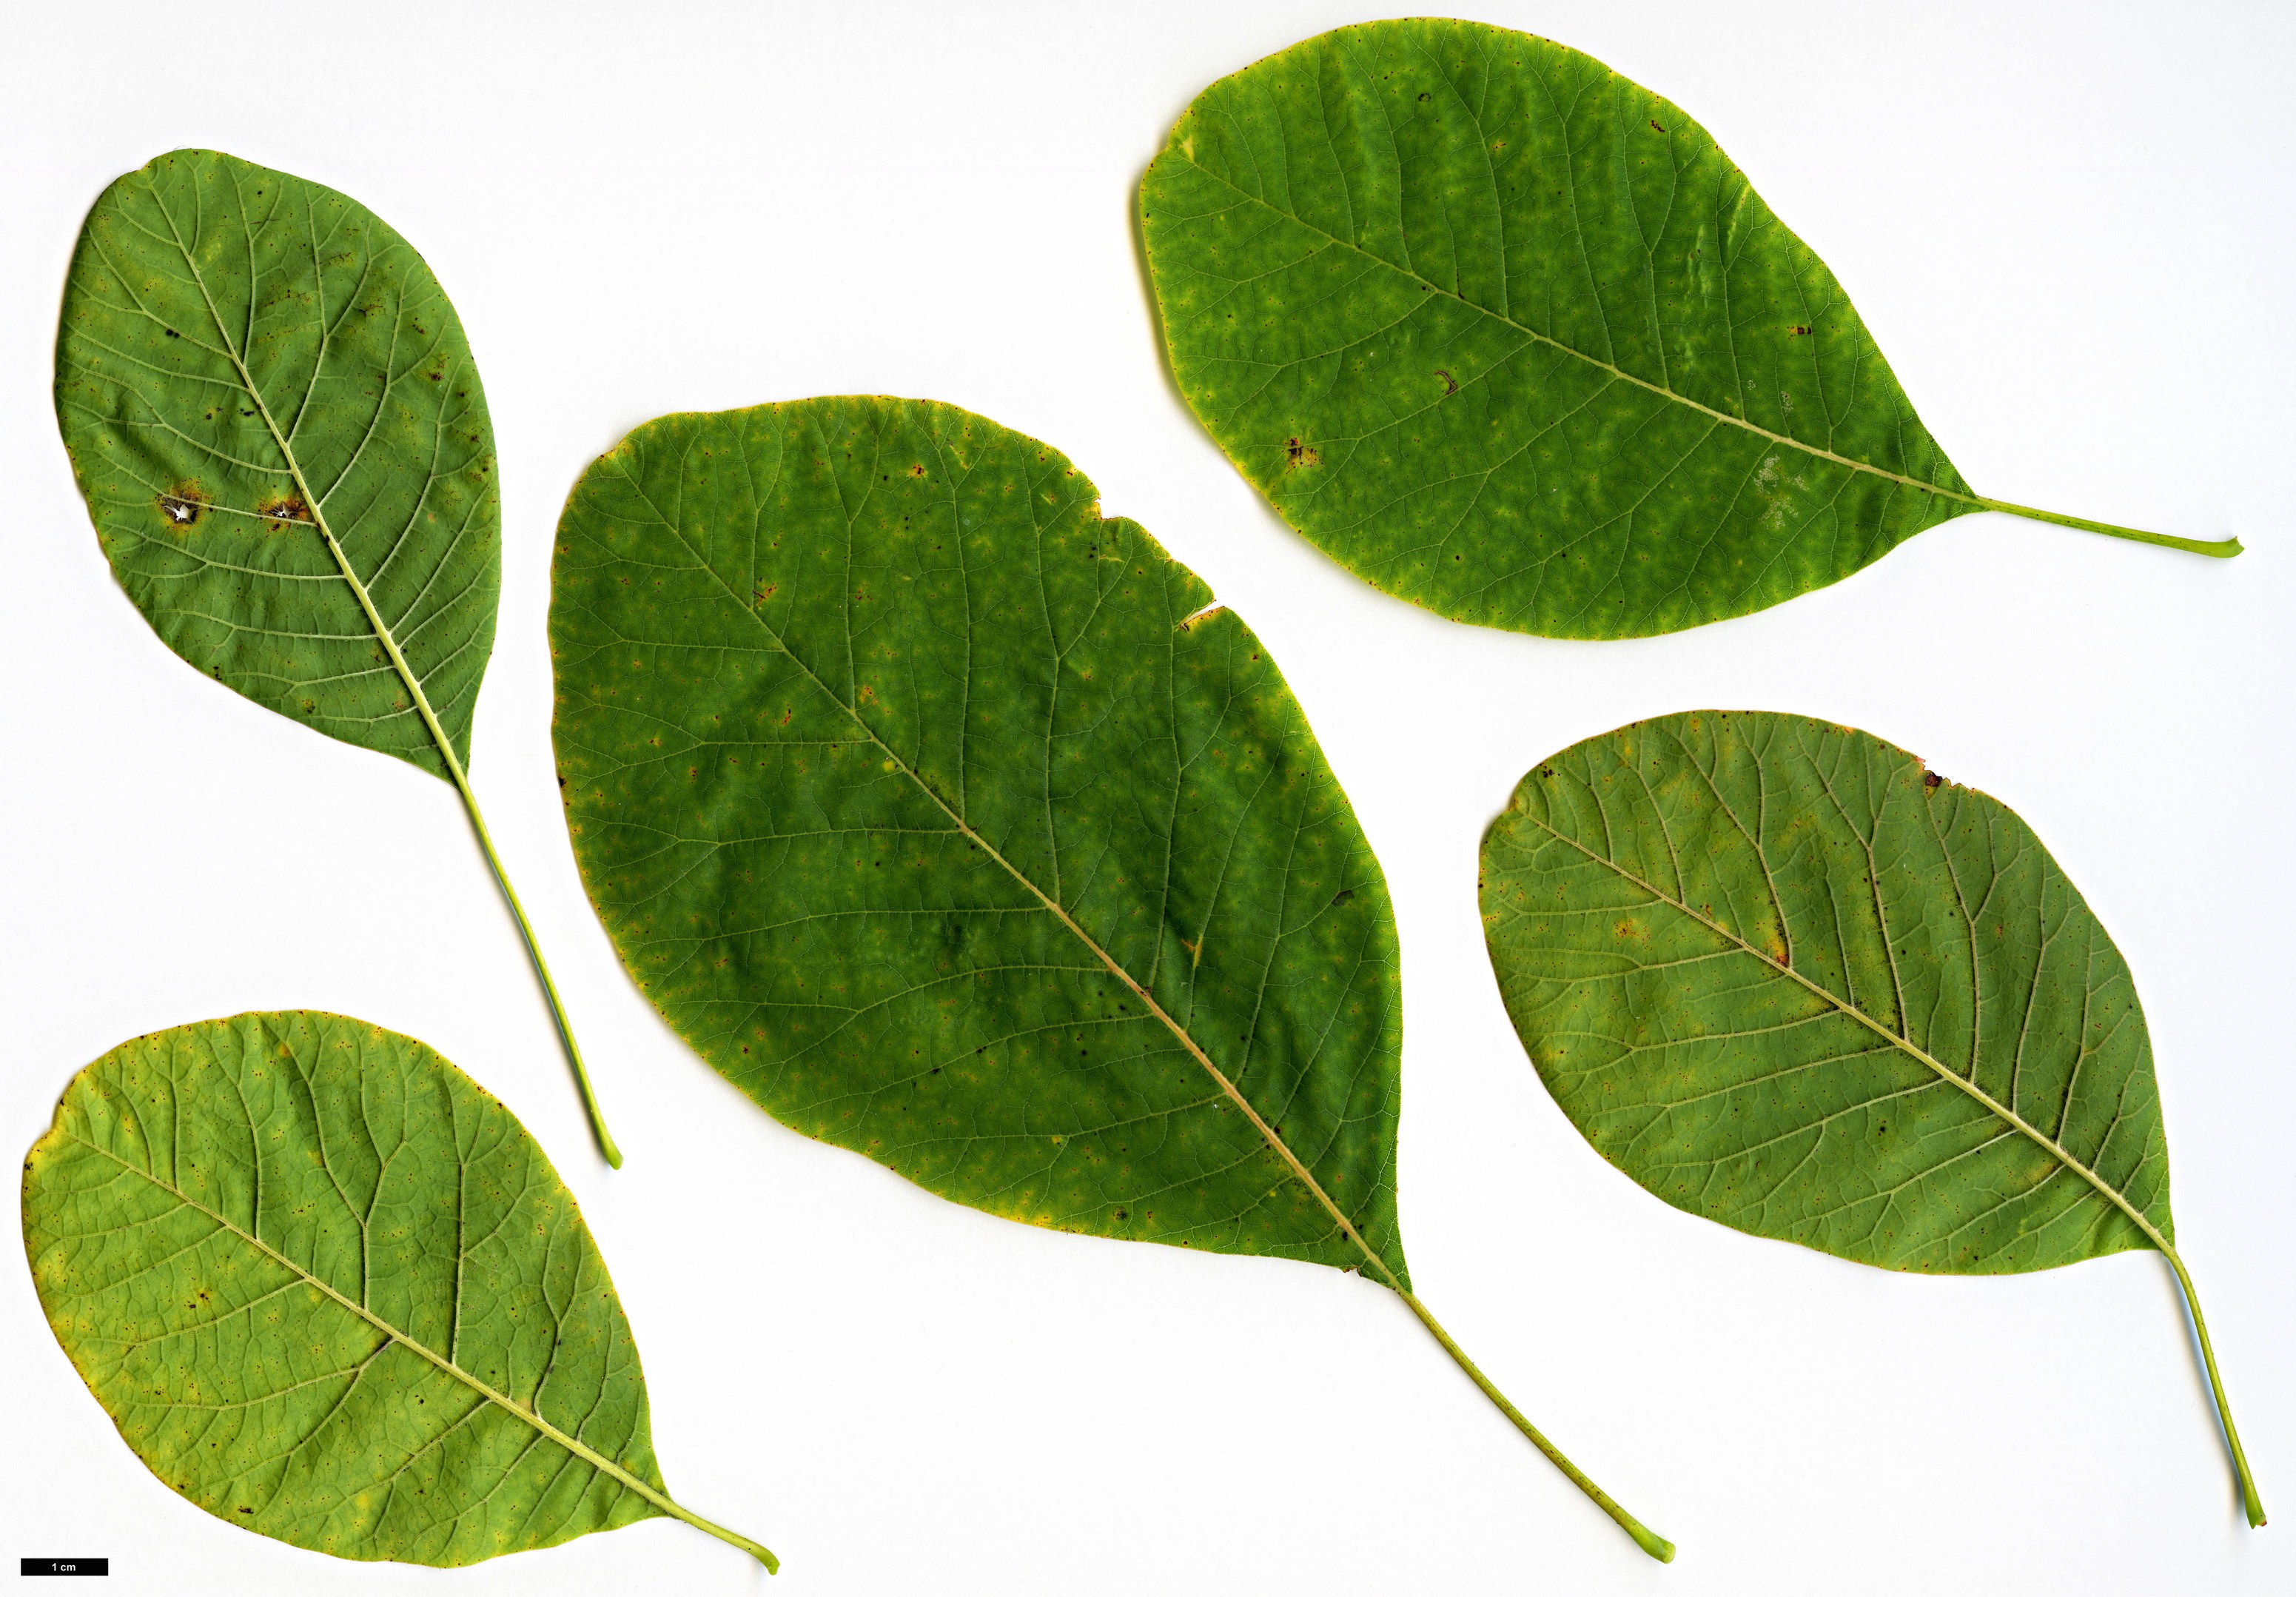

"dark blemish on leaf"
[256,493,311,528]
[1923,769,1944,791]
[165,328,180,338]
[1651,119,1666,133]
[1418,91,1431,101]
[157,482,207,528]
[909,464,926,478]
[1330,888,1355,908]
[1284,438,1321,468]
[1789,324,1812,335]
[1437,368,1458,395]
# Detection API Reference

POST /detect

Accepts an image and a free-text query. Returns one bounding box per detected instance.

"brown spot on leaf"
[1284,437,1321,469]
[156,482,207,529]
[256,493,311,529]
[1436,368,1459,395]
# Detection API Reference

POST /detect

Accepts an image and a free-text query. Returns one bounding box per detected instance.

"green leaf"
[1480,710,2263,1524]
[1140,20,2238,640]
[55,150,620,1165]
[550,395,1671,1559]
[21,1011,772,1568]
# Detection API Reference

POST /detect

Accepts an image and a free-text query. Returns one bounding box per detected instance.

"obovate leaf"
[55,150,620,1164]
[21,1011,771,1567]
[550,395,1673,1559]
[1141,20,2238,640]
[1480,711,2263,1524]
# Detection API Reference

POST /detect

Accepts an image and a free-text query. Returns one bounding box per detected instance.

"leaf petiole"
[653,1500,780,1572]
[2161,1247,2266,1528]
[445,768,624,1168]
[1397,1291,1676,1563]
[1973,495,2243,559]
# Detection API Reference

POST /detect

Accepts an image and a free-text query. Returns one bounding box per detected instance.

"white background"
[2,1,2289,1592]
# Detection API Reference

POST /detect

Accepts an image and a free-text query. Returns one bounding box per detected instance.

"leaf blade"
[1480,711,2261,1520]
[58,148,499,771]
[21,1012,768,1567]
[552,396,1409,1282]
[1483,711,2167,1271]
[1141,20,2229,639]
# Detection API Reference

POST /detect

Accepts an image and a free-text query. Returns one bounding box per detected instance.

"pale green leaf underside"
[551,397,1409,1287]
[22,1014,680,1566]
[1143,20,1981,639]
[56,148,498,774]
[1482,712,2172,1273]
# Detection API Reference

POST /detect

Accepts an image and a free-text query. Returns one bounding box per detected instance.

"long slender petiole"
[1398,1291,1675,1562]
[658,1499,778,1571]
[1975,495,2243,558]
[2162,1247,2266,1527]
[442,757,623,1168]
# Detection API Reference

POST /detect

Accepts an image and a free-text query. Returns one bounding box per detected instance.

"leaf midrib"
[1159,152,1987,514]
[605,456,1404,1290]
[59,1131,684,1528]
[1510,808,2178,1259]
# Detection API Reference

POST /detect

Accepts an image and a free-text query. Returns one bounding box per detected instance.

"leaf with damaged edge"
[54,150,620,1165]
[22,1012,772,1568]
[549,395,1672,1560]
[1141,19,2238,640]
[1480,711,2263,1524]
